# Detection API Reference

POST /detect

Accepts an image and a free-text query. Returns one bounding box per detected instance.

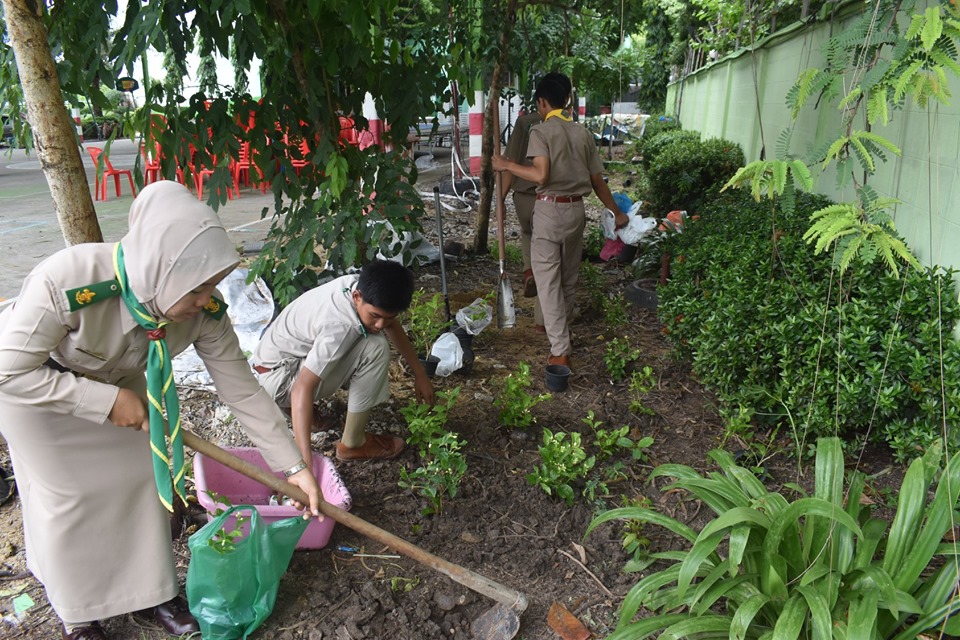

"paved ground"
[0,138,452,304]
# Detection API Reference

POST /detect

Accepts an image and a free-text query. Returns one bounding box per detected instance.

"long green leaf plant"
[586,437,960,639]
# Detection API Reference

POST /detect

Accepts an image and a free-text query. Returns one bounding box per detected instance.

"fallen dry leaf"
[547,601,591,640]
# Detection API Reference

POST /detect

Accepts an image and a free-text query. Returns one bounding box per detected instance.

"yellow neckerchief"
[544,109,572,122]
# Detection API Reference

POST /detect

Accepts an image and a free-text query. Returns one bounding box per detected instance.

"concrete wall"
[665,0,959,270]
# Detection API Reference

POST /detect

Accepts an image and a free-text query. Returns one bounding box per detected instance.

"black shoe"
[135,596,199,636]
[61,622,107,640]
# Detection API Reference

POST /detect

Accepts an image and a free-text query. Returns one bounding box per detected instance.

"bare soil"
[0,160,905,639]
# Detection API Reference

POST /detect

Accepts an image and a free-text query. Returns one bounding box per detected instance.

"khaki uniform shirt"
[253,274,367,379]
[527,116,603,196]
[0,242,304,622]
[504,113,542,195]
[0,243,301,472]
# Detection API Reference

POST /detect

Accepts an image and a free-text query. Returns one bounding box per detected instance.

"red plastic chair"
[142,141,186,185]
[285,135,311,177]
[338,116,359,147]
[140,142,161,184]
[87,146,137,200]
[190,145,236,201]
[230,141,267,194]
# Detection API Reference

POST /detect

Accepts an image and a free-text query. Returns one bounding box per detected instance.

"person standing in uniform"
[253,259,435,468]
[501,108,545,331]
[493,72,628,370]
[0,181,322,640]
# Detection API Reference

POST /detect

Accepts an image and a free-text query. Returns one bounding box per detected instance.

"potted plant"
[405,289,447,377]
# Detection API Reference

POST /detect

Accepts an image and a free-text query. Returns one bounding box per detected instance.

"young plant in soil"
[494,362,551,429]
[628,367,656,416]
[580,262,607,313]
[604,337,641,382]
[584,223,605,259]
[587,438,960,639]
[618,495,653,564]
[399,387,466,515]
[405,288,447,357]
[526,429,595,506]
[583,410,654,462]
[603,295,629,330]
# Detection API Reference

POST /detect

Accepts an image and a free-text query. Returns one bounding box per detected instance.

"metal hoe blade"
[471,598,527,639]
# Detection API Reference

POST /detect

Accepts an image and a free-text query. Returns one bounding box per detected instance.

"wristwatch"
[283,461,308,477]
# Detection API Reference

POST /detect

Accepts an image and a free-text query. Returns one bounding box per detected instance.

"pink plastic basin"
[194,447,352,550]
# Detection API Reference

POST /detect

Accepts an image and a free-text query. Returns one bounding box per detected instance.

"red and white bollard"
[361,93,382,150]
[71,107,83,142]
[578,97,586,119]
[468,90,484,176]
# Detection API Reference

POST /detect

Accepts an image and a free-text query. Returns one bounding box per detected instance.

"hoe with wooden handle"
[182,430,528,639]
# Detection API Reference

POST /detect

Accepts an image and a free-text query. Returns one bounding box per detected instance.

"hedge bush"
[644,136,744,216]
[658,189,960,461]
[636,128,699,171]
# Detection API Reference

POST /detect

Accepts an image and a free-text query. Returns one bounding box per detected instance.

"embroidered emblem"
[65,279,121,312]
[75,288,96,306]
[201,295,228,320]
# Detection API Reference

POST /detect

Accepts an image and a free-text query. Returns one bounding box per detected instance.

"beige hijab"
[120,181,240,319]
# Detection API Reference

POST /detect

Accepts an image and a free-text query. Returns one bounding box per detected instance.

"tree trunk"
[3,0,102,245]
[472,0,518,256]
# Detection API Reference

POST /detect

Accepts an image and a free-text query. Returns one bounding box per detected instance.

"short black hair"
[534,72,572,109]
[357,259,415,313]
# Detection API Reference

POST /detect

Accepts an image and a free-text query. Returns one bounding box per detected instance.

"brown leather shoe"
[62,623,107,640]
[533,324,546,333]
[548,354,571,368]
[523,269,537,298]
[336,433,405,461]
[135,596,199,636]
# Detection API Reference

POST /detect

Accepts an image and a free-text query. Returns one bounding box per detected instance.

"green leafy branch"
[803,198,920,274]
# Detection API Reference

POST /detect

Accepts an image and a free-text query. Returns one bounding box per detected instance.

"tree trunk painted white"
[3,0,103,245]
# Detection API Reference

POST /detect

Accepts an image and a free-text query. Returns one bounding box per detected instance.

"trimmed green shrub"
[658,189,960,461]
[637,128,700,172]
[645,136,745,216]
[633,114,679,156]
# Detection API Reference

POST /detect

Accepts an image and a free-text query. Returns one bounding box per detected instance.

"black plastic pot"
[452,325,474,351]
[419,354,440,377]
[456,347,475,375]
[617,244,638,263]
[545,364,571,392]
[624,280,658,310]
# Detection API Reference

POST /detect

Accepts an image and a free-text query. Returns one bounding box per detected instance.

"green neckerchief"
[112,242,184,513]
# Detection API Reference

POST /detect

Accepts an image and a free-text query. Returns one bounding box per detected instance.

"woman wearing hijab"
[0,181,322,640]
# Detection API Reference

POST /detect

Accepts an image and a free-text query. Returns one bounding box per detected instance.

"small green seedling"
[495,362,551,429]
[205,491,249,554]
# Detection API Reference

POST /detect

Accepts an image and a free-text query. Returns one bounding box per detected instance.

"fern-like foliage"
[722,159,812,216]
[803,194,920,277]
[725,0,960,276]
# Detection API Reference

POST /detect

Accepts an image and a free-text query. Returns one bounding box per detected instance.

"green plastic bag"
[186,505,309,639]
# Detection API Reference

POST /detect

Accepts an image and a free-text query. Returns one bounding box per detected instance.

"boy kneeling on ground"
[253,260,436,467]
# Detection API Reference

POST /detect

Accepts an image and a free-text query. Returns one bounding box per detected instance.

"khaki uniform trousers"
[531,199,586,357]
[257,333,391,442]
[512,190,543,325]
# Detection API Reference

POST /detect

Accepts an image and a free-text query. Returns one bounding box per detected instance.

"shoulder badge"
[202,295,228,320]
[65,279,121,312]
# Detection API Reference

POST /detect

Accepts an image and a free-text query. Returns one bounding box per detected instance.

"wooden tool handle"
[182,430,527,611]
